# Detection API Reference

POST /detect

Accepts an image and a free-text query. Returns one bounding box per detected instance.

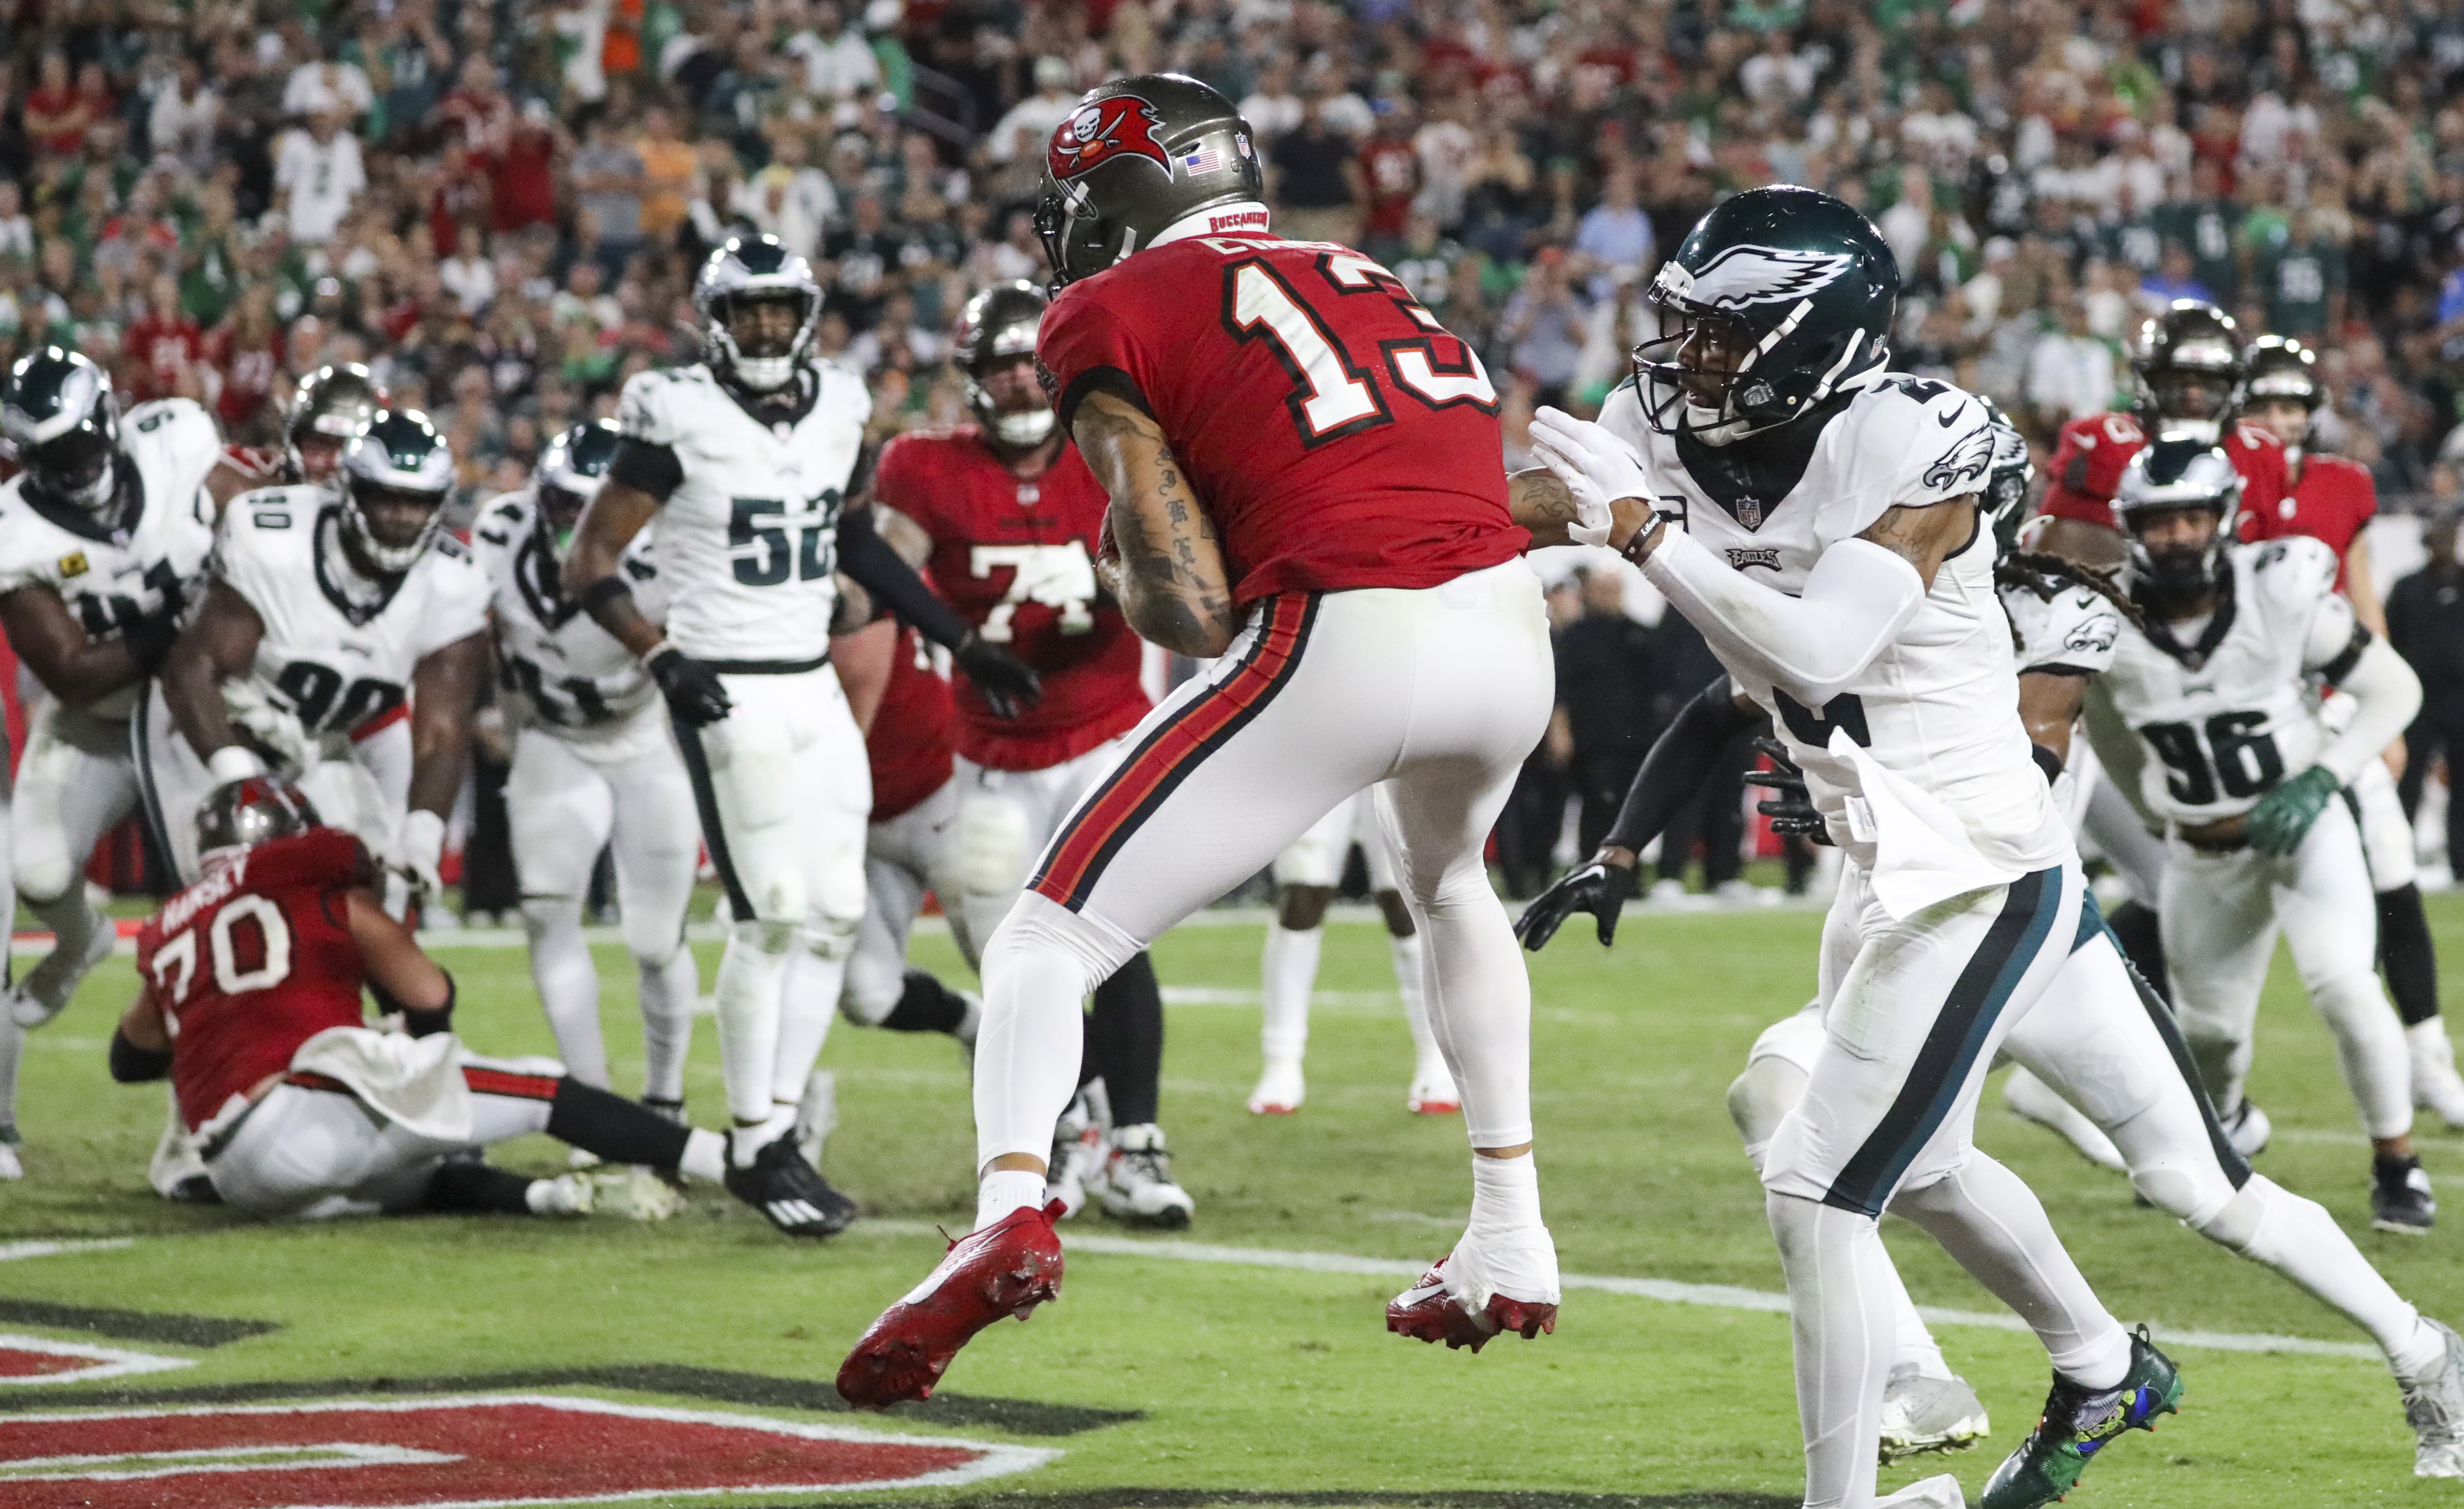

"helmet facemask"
[2115,443,2243,611]
[340,479,447,577]
[966,321,1055,450]
[707,287,819,393]
[21,410,120,521]
[2143,368,2237,443]
[1633,278,1882,447]
[2123,503,2232,608]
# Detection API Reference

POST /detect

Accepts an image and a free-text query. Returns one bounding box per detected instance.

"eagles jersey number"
[273,658,403,735]
[75,559,184,638]
[2139,712,2283,808]
[730,491,841,586]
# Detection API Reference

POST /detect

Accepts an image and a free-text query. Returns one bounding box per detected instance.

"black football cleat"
[724,1134,858,1237]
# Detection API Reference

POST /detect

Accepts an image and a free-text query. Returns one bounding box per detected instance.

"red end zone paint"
[0,1393,1058,1508]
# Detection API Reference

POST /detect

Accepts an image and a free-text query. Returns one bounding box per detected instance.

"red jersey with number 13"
[1037,230,1524,605]
[876,427,1149,771]
[134,828,374,1130]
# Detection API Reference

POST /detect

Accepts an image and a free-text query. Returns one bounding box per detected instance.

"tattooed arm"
[1854,496,1980,591]
[1074,389,1240,659]
[1507,467,1657,552]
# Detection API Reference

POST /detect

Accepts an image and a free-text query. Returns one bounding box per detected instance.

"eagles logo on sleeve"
[1048,95,1173,181]
[1922,420,1997,494]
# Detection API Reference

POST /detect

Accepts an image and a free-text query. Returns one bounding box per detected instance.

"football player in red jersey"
[2237,336,2464,1129]
[839,74,1646,1407]
[870,281,1188,1226]
[105,776,832,1230]
[202,363,383,515]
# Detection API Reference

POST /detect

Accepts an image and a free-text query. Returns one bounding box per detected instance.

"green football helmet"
[1633,185,1899,443]
[694,235,823,393]
[536,418,620,562]
[2,347,123,523]
[1977,395,2034,554]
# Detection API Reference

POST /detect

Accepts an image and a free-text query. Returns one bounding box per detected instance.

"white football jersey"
[2101,535,2354,826]
[213,485,492,748]
[473,487,667,739]
[1597,373,2068,875]
[617,361,869,664]
[0,398,222,720]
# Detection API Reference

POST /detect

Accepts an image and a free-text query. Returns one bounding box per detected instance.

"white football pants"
[844,776,958,1025]
[976,562,1554,1174]
[507,713,699,1102]
[2161,799,2412,1139]
[941,738,1130,972]
[672,664,867,1126]
[12,696,136,1004]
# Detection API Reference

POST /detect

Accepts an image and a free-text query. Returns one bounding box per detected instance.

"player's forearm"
[406,639,486,817]
[837,506,975,649]
[1641,531,1924,706]
[565,477,665,657]
[1599,677,1760,857]
[1074,392,1238,659]
[0,588,158,704]
[161,634,243,760]
[2316,637,2420,785]
[2018,670,2087,767]
[2346,541,2386,636]
[1508,467,1654,552]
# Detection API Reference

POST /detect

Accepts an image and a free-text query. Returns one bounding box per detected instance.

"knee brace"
[1726,1056,1808,1174]
[839,954,904,1026]
[798,915,858,963]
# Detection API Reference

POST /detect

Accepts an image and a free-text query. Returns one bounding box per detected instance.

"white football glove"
[398,808,446,903]
[1529,407,1651,549]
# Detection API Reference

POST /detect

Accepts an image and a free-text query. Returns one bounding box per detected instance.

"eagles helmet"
[2131,301,2242,441]
[1634,187,1899,443]
[955,281,1055,450]
[285,363,384,484]
[694,235,822,393]
[1976,396,2035,554]
[1037,73,1265,288]
[196,774,321,868]
[2113,436,2242,601]
[336,410,455,576]
[535,419,621,562]
[2,347,123,523]
[2239,334,2321,414]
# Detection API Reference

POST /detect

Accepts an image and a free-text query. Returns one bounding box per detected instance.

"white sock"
[27,890,98,992]
[1390,927,1438,1061]
[637,947,697,1104]
[770,936,847,1105]
[679,1128,727,1184]
[1469,1150,1542,1235]
[2219,1174,2440,1377]
[1259,923,1320,1061]
[1879,1254,1953,1380]
[977,1167,1047,1228]
[729,1108,795,1167]
[1891,1155,2130,1389]
[714,923,790,1125]
[1410,862,1533,1149]
[522,898,608,1088]
[1767,1191,1893,1509]
[973,897,1107,1172]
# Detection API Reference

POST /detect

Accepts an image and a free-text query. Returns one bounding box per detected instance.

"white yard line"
[0,1238,134,1264]
[859,1221,2378,1361]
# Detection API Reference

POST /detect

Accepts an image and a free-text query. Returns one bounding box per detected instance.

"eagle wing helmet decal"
[1048,95,1174,180]
[1658,244,1859,310]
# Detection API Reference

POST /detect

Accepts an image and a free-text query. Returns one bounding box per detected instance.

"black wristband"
[2030,743,2064,785]
[577,575,635,617]
[110,1028,174,1083]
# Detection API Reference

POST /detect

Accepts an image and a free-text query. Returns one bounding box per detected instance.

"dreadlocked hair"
[1995,550,2145,655]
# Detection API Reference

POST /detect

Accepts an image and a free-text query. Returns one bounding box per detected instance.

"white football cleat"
[1879,1363,1990,1462]
[10,921,118,1029]
[1045,1091,1101,1219]
[1247,1056,1304,1115]
[2410,1020,2464,1130]
[2402,1318,2464,1477]
[589,1166,683,1221]
[2003,1066,2125,1172]
[1406,1056,1460,1116]
[2222,1096,2272,1157]
[0,1127,21,1180]
[529,1172,597,1216]
[1094,1122,1194,1228]
[1874,1473,1965,1508]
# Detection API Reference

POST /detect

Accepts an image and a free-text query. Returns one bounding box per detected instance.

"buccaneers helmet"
[286,364,384,484]
[1037,73,1265,288]
[1633,186,1899,443]
[196,774,321,866]
[954,281,1055,449]
[2131,301,2242,441]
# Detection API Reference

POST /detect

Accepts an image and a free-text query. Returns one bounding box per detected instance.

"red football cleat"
[836,1200,1066,1408]
[1385,1243,1559,1353]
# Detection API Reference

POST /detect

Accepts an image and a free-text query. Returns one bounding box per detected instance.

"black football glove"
[1514,857,1638,951]
[648,645,732,727]
[1745,736,1832,845]
[955,631,1043,720]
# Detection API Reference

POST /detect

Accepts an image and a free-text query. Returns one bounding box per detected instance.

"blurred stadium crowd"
[7,0,2464,510]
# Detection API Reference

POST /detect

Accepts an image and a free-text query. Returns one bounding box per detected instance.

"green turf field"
[8,893,2464,1507]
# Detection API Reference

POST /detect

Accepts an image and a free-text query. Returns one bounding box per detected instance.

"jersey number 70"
[1221,250,1497,447]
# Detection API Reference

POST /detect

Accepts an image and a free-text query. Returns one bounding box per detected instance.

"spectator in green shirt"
[2152,158,2244,306]
[2254,209,2346,337]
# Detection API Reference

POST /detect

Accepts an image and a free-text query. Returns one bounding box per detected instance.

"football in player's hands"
[1529,408,1651,548]
[1514,857,1638,951]
[648,645,732,727]
[955,631,1042,719]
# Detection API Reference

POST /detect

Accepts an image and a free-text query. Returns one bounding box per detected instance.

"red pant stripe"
[462,1067,562,1101]
[1029,594,1318,912]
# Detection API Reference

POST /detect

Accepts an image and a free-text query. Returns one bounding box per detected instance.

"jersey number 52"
[1223,251,1497,446]
[730,492,841,586]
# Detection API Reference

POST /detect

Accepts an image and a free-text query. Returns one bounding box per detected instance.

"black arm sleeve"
[110,1028,173,1083]
[836,505,977,650]
[607,437,684,502]
[1600,675,1764,854]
